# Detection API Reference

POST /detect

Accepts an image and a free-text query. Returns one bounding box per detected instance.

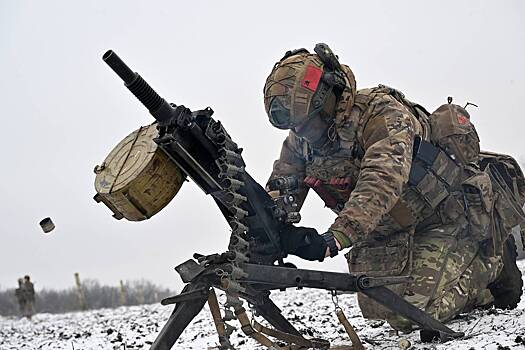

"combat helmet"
[263,43,356,130]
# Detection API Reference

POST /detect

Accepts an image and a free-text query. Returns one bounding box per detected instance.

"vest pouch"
[462,170,493,242]
[345,231,410,277]
[429,103,480,165]
[408,137,461,210]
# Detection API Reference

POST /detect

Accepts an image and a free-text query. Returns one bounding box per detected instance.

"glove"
[249,239,281,265]
[280,225,328,261]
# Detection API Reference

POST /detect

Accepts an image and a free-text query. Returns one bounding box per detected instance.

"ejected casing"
[219,164,244,177]
[230,220,248,233]
[230,206,248,219]
[39,217,55,233]
[224,192,247,206]
[229,234,250,251]
[221,177,244,191]
[218,149,243,164]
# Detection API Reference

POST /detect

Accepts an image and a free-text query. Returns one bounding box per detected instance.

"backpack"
[379,86,480,167]
[376,86,525,250]
[479,151,525,253]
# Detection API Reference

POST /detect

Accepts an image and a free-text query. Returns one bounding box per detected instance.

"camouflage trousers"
[347,220,503,330]
[22,299,35,318]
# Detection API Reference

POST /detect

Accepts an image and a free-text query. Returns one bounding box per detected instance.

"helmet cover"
[263,50,356,130]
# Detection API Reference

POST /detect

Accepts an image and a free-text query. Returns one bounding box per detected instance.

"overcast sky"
[1,0,524,292]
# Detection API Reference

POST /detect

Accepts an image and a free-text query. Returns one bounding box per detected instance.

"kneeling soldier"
[262,43,524,330]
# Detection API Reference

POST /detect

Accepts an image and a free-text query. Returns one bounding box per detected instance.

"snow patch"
[1,261,525,350]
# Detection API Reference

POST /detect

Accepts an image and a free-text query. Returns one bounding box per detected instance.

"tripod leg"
[252,293,303,337]
[150,282,209,350]
[362,286,463,340]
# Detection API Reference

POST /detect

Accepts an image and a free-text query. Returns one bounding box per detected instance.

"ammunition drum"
[94,124,185,221]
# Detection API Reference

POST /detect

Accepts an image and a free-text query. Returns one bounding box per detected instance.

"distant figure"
[22,275,35,319]
[14,278,26,316]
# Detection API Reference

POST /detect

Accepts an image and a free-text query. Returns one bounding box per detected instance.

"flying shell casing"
[39,217,55,233]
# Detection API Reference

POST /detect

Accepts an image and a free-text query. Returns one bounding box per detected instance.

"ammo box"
[94,123,185,221]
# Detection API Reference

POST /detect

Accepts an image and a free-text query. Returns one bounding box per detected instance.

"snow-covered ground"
[2,261,525,350]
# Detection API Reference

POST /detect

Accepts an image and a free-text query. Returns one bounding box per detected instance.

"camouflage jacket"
[24,281,35,302]
[269,86,428,248]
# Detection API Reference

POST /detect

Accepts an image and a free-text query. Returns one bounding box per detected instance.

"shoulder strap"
[376,84,431,140]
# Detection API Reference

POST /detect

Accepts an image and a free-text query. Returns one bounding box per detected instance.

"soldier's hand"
[280,225,330,261]
[249,240,281,265]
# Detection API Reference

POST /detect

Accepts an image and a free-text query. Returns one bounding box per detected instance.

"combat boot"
[488,234,523,309]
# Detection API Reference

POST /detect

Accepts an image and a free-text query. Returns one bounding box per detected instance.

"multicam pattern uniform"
[269,85,502,329]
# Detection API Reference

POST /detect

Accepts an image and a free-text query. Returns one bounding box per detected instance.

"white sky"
[1,0,524,292]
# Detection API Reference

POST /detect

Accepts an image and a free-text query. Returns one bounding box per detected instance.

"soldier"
[22,275,35,319]
[263,43,524,330]
[14,278,26,316]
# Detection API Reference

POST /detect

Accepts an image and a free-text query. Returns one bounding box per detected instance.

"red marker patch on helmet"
[457,114,469,125]
[302,65,322,92]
